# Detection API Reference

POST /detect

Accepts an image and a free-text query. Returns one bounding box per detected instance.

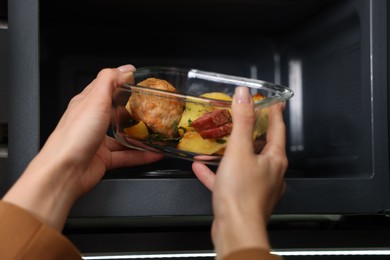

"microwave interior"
[40,0,374,181]
[29,0,390,219]
[36,0,390,221]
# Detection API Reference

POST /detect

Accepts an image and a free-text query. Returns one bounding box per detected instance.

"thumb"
[226,87,256,154]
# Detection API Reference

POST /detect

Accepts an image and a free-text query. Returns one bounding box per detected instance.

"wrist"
[213,202,271,259]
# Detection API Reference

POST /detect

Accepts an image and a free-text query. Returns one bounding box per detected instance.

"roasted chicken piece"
[127,78,184,137]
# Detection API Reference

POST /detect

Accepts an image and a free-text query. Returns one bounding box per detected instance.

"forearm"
[2,151,79,231]
[1,66,136,233]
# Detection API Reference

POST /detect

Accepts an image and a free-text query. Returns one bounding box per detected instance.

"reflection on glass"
[288,59,304,152]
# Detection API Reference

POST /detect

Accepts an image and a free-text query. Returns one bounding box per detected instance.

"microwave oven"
[3,0,390,256]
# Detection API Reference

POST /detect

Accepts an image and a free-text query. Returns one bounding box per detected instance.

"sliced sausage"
[191,109,233,139]
[198,123,233,139]
[191,109,232,131]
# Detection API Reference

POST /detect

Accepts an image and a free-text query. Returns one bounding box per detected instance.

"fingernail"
[117,64,135,73]
[234,86,251,103]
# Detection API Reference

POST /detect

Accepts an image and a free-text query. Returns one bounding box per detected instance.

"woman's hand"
[192,87,288,259]
[38,65,163,196]
[3,65,163,231]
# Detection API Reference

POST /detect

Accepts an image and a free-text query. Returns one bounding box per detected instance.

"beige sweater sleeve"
[0,200,82,260]
[222,248,283,260]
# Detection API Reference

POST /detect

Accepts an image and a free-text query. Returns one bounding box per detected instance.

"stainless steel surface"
[0,146,7,158]
[0,20,7,29]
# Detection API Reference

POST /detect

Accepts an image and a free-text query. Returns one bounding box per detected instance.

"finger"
[109,150,164,169]
[192,161,216,191]
[88,66,135,106]
[117,64,136,74]
[73,65,135,103]
[226,87,256,154]
[71,65,134,114]
[261,102,286,155]
[105,136,131,151]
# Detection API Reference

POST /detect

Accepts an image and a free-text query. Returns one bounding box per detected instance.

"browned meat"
[191,109,232,139]
[198,122,233,139]
[128,78,184,137]
[191,109,232,131]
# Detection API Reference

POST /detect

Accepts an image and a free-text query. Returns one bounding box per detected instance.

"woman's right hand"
[192,86,288,259]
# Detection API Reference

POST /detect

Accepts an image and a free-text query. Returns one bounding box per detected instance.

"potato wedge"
[177,102,210,134]
[200,92,232,101]
[178,131,228,155]
[253,107,268,138]
[123,121,149,140]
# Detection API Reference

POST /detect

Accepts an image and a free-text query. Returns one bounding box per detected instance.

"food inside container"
[111,67,293,165]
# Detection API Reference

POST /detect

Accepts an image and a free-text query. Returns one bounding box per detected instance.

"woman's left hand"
[3,65,163,230]
[38,65,163,196]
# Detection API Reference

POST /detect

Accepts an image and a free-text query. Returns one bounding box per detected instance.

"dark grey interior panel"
[0,29,8,196]
[7,0,40,188]
[282,0,372,178]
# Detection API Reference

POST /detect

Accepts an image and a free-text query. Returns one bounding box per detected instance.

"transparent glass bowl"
[111,66,294,165]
